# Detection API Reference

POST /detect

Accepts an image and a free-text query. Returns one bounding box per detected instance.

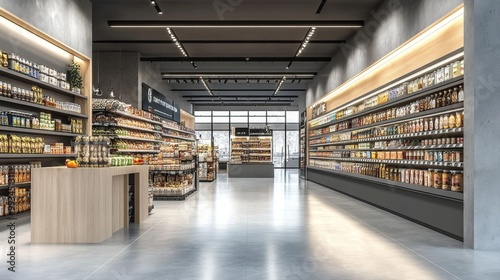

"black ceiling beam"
[94,40,346,44]
[194,103,293,107]
[161,72,316,76]
[108,20,364,28]
[177,89,303,92]
[183,95,299,98]
[144,57,330,62]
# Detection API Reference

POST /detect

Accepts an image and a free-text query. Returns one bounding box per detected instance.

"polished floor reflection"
[1,170,500,279]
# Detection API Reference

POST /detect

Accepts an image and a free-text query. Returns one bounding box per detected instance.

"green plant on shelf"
[67,60,83,93]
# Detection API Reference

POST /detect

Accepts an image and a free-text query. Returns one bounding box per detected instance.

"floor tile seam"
[82,179,219,280]
[301,182,463,280]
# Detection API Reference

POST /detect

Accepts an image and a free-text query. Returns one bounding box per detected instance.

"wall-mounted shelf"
[0,67,88,99]
[0,125,81,137]
[0,153,76,159]
[0,96,88,118]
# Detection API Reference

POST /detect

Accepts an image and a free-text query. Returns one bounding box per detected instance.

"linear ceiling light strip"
[166,27,198,69]
[273,77,287,96]
[200,77,214,96]
[108,20,364,28]
[287,27,316,69]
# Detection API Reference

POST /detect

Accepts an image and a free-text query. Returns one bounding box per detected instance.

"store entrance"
[272,129,300,169]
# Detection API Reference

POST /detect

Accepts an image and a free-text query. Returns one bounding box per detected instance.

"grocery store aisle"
[1,170,500,279]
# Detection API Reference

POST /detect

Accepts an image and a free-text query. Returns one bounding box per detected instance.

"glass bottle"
[445,89,452,106]
[458,85,464,102]
[451,87,458,104]
[437,92,443,108]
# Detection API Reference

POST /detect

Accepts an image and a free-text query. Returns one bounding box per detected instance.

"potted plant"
[67,60,83,94]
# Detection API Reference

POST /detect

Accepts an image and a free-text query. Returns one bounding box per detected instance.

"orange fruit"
[67,161,79,168]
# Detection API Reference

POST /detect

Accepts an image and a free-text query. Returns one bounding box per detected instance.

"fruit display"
[65,160,78,168]
[75,136,111,168]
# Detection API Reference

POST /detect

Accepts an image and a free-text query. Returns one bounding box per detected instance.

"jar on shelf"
[433,169,443,189]
[451,171,463,192]
[451,87,459,104]
[442,170,451,190]
[455,111,464,128]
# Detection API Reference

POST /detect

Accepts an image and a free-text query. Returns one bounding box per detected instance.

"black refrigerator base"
[307,167,463,241]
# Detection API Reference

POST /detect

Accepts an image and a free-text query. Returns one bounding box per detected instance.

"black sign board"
[234,128,249,136]
[249,128,272,136]
[312,102,327,118]
[142,83,180,122]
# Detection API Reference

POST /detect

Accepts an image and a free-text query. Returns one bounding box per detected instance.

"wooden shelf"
[0,96,88,118]
[307,166,463,201]
[0,154,75,159]
[0,125,81,137]
[0,67,87,99]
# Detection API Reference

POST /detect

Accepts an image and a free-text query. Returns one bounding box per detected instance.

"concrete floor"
[1,169,500,279]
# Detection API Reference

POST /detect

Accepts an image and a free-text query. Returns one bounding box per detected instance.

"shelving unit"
[228,128,274,178]
[307,51,465,239]
[150,119,198,200]
[198,138,218,182]
[299,111,307,179]
[0,8,92,220]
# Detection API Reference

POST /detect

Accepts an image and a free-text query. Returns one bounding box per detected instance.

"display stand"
[299,111,307,179]
[307,50,465,239]
[228,127,274,178]
[198,138,218,182]
[31,165,149,243]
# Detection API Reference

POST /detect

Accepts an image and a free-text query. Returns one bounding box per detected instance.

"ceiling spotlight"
[191,79,195,83]
[183,79,188,83]
[298,79,301,83]
[166,79,170,84]
[257,79,260,83]
[235,79,238,83]
[176,79,180,83]
[224,79,228,84]
[150,0,155,4]
[208,79,211,83]
[266,80,270,83]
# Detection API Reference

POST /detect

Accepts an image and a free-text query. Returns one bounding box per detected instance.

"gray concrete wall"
[464,0,500,250]
[306,0,463,106]
[0,0,92,58]
[139,62,193,114]
[92,51,140,107]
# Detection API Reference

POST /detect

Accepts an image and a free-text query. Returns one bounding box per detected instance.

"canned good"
[451,171,463,192]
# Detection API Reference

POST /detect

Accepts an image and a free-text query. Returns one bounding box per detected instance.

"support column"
[464,0,500,249]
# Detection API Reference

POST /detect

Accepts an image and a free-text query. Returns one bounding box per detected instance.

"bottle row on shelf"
[310,111,464,145]
[312,136,464,151]
[310,85,464,137]
[310,160,463,192]
[0,51,71,90]
[310,149,463,163]
[310,57,464,128]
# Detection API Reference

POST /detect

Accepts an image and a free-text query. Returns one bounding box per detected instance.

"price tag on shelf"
[439,162,444,166]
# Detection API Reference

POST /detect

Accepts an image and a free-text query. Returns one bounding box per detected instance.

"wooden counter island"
[31,165,150,243]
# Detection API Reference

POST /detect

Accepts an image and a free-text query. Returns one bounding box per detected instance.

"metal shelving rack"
[306,50,465,239]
